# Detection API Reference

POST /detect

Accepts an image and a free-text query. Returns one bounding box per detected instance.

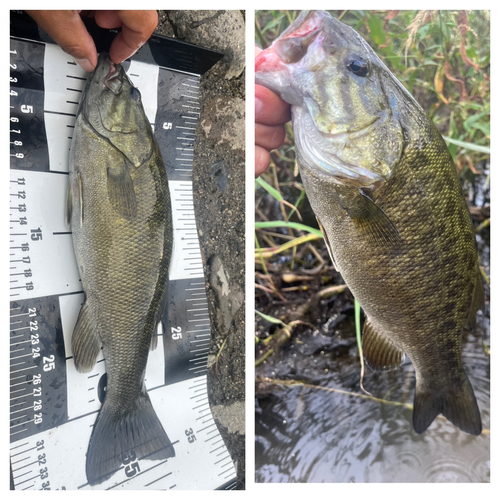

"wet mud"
[157,10,246,488]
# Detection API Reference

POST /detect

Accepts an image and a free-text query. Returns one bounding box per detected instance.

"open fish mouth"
[104,59,122,94]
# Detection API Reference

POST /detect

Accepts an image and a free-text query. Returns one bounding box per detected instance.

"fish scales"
[67,53,174,485]
[256,10,483,435]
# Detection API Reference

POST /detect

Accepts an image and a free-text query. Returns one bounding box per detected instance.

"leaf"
[255,221,323,237]
[255,176,297,211]
[368,13,387,46]
[443,136,490,154]
[261,14,285,35]
[255,309,286,326]
[255,233,322,259]
[471,122,490,137]
[255,176,284,201]
[463,111,488,133]
[433,64,449,104]
[355,300,371,396]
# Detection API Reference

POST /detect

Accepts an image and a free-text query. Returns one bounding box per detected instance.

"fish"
[255,11,484,435]
[66,52,175,485]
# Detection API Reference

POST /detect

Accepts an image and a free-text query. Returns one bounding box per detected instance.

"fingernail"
[75,58,95,73]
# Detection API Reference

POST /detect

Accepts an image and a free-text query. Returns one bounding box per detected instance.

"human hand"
[255,47,291,177]
[26,10,158,72]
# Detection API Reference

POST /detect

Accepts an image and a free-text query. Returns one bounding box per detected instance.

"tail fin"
[413,373,482,436]
[85,391,175,485]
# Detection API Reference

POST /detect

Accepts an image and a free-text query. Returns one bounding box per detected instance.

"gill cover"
[82,53,154,168]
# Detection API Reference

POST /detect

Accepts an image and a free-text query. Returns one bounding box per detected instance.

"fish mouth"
[255,12,324,72]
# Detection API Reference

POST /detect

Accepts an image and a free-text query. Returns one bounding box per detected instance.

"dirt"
[155,11,246,489]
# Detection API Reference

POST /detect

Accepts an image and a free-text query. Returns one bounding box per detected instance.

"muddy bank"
[156,11,246,488]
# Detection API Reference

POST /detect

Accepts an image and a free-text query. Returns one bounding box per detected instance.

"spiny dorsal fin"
[362,318,405,371]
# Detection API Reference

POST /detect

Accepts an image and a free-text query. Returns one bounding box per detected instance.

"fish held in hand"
[67,52,175,485]
[256,11,483,435]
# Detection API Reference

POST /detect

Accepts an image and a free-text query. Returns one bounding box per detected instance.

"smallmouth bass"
[67,53,175,485]
[256,11,484,435]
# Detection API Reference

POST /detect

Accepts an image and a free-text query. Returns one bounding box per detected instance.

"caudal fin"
[86,391,175,485]
[413,373,482,436]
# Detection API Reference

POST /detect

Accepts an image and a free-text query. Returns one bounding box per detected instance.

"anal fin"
[362,317,405,371]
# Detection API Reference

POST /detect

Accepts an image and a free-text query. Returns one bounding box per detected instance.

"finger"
[94,10,158,63]
[255,123,286,152]
[255,84,291,126]
[255,146,271,177]
[26,10,97,71]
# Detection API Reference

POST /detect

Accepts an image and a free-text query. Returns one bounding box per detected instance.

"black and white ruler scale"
[9,13,236,490]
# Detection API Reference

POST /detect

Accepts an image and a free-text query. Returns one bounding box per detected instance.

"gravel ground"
[156,11,246,489]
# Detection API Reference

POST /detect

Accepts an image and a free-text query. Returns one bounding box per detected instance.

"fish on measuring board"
[256,10,484,435]
[66,52,175,485]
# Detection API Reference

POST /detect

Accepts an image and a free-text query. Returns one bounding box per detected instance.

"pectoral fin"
[341,189,402,249]
[316,217,338,271]
[72,299,101,372]
[65,173,84,227]
[362,317,405,371]
[65,179,73,228]
[107,164,137,218]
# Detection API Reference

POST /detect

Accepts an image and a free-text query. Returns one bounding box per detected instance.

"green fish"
[66,53,175,484]
[256,11,483,435]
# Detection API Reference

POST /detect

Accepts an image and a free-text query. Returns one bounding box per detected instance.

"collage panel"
[9,9,245,490]
[255,9,490,483]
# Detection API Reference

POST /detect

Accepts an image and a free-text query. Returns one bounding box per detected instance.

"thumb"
[26,10,98,72]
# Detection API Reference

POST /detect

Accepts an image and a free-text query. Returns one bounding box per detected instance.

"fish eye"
[130,86,141,102]
[345,55,369,77]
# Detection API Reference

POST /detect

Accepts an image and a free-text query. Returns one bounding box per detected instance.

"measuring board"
[9,15,236,490]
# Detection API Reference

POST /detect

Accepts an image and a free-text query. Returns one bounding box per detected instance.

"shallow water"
[255,304,490,483]
[255,159,490,484]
